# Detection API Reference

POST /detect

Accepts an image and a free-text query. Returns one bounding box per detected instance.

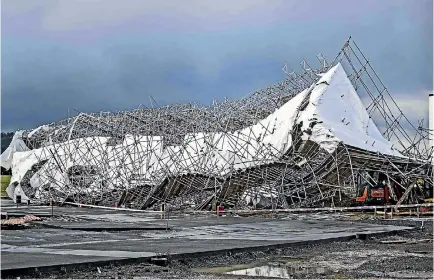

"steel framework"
[5,38,433,210]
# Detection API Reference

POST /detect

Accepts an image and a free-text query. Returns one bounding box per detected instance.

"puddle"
[196,259,330,279]
[227,263,329,278]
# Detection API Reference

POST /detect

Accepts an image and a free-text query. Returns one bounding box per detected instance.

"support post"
[430,93,434,169]
[166,204,169,232]
[50,198,54,217]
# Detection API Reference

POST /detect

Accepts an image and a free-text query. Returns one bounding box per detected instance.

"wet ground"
[182,218,433,279]
[9,218,431,279]
[1,200,432,279]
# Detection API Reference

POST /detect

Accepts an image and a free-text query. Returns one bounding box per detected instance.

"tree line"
[1,132,14,154]
[1,132,14,174]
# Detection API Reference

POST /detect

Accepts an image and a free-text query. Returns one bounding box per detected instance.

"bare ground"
[17,215,433,279]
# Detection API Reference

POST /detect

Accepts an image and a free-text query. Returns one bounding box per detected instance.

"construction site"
[1,38,433,279]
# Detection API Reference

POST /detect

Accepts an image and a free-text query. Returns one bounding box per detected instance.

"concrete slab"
[1,251,130,270]
[40,221,171,231]
[1,202,414,277]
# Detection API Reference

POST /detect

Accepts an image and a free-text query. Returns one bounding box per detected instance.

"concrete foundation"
[1,200,412,277]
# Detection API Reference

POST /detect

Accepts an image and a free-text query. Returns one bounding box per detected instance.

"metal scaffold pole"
[4,38,432,211]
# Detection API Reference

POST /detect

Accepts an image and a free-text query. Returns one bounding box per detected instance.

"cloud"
[1,0,51,16]
[361,91,432,153]
[3,0,286,32]
[1,0,432,133]
[5,0,427,33]
[392,93,431,124]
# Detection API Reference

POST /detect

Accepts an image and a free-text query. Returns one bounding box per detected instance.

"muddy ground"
[18,215,433,279]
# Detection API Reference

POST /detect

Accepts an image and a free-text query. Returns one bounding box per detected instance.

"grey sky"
[1,0,433,132]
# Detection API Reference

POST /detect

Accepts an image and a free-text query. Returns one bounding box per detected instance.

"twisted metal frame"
[13,38,433,210]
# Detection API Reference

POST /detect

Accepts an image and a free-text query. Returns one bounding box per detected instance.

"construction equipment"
[355,181,390,205]
[354,172,391,205]
[355,174,433,207]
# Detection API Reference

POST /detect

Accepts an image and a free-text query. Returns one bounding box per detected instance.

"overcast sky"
[1,0,433,132]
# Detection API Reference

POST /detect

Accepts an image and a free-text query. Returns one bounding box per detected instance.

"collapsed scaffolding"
[2,38,433,210]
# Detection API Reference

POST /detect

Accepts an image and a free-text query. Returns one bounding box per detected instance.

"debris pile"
[1,38,432,210]
[1,215,41,229]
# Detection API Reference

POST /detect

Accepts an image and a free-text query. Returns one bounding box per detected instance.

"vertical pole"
[51,198,54,217]
[166,204,169,232]
[430,94,433,146]
[429,94,434,175]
